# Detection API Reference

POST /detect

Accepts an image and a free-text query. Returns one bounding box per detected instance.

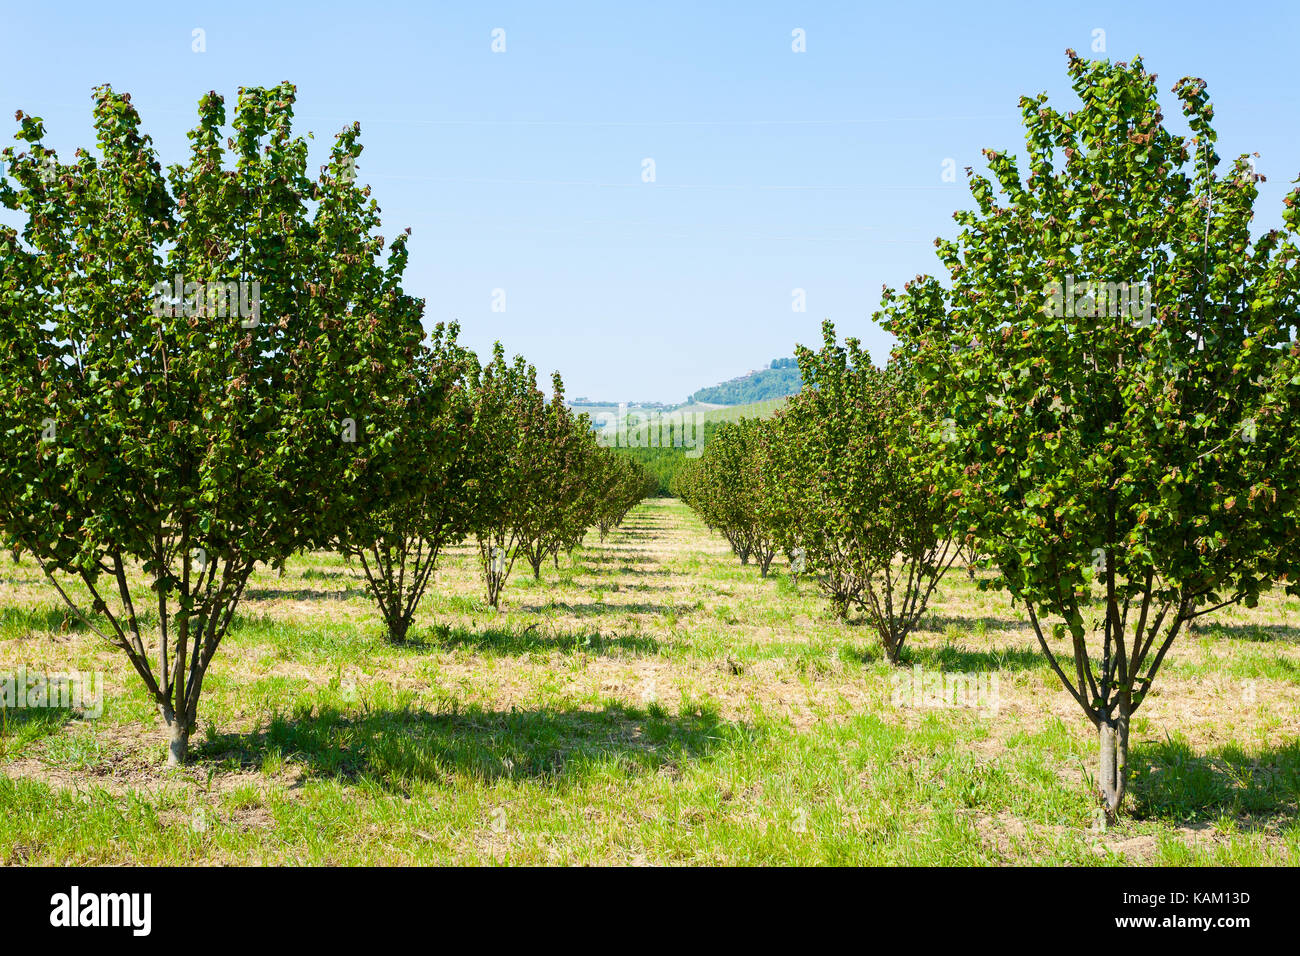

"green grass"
[1,498,1298,865]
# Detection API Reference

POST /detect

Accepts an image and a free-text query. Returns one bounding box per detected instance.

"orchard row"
[0,83,653,765]
[678,52,1300,819]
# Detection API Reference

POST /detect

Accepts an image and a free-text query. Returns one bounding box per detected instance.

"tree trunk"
[164,711,189,767]
[1098,715,1129,820]
[385,615,409,644]
[884,633,903,664]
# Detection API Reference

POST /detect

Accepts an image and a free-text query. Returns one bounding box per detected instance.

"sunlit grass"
[1,498,1297,865]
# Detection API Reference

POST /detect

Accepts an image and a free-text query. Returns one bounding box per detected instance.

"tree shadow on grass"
[899,644,1048,673]
[192,702,741,792]
[583,551,664,563]
[917,613,1029,636]
[428,622,660,656]
[574,561,672,576]
[244,586,369,602]
[841,635,1047,672]
[522,600,697,620]
[0,605,89,637]
[576,581,677,594]
[1192,622,1300,644]
[1128,737,1300,827]
[0,704,80,754]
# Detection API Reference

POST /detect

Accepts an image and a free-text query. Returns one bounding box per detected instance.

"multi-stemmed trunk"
[721,529,751,566]
[477,533,517,609]
[862,539,960,664]
[354,532,443,644]
[1025,565,1210,820]
[805,536,865,620]
[38,539,251,767]
[515,522,562,584]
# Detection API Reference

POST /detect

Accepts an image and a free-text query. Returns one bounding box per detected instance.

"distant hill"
[689,357,801,406]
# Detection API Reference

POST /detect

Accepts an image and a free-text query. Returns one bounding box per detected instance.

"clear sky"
[2,1,1297,403]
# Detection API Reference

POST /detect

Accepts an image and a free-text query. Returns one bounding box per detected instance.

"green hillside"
[689,358,801,405]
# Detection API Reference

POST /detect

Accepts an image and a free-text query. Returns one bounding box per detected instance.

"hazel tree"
[466,344,539,608]
[885,53,1300,817]
[513,373,601,580]
[684,418,778,575]
[760,365,860,611]
[750,410,808,576]
[339,323,478,643]
[546,441,605,567]
[681,421,743,564]
[0,86,422,764]
[770,321,959,654]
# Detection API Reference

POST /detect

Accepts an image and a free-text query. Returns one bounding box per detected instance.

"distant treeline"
[689,358,801,405]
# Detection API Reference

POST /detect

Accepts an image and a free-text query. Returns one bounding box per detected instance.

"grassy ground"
[1,498,1297,865]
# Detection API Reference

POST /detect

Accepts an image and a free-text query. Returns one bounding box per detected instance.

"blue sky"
[3,1,1297,402]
